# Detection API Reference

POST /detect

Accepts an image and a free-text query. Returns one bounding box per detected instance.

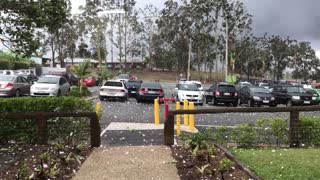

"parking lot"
[89,82,320,130]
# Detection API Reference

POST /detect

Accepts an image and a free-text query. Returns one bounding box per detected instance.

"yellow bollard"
[176,102,181,136]
[96,102,102,123]
[188,102,195,131]
[183,99,189,126]
[154,99,160,125]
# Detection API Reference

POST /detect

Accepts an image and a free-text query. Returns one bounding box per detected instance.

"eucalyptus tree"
[0,0,69,57]
[290,41,319,81]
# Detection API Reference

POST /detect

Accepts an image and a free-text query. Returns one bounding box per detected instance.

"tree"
[0,0,69,57]
[71,59,91,96]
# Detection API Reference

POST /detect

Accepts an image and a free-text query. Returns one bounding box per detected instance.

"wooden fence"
[0,112,100,147]
[164,106,320,147]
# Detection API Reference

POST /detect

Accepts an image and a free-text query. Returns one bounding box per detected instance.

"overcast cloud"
[71,0,320,50]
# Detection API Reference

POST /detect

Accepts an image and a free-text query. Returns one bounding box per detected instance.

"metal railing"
[164,106,320,147]
[0,112,100,147]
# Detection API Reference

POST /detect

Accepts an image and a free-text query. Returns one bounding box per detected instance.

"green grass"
[231,148,320,179]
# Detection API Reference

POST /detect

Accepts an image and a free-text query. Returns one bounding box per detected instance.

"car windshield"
[0,75,15,82]
[287,86,307,93]
[218,85,235,91]
[126,81,141,86]
[251,87,270,94]
[104,81,123,87]
[193,83,202,88]
[179,84,199,91]
[37,76,59,84]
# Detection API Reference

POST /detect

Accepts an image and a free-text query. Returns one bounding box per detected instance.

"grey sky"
[71,0,320,51]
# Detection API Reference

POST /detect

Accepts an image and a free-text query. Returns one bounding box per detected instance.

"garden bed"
[0,143,91,179]
[171,136,256,180]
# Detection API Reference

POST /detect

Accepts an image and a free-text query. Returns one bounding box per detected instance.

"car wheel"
[15,89,20,97]
[248,99,253,107]
[136,98,141,103]
[57,90,61,97]
[212,98,217,106]
[287,100,293,107]
[238,98,241,106]
[233,102,238,107]
[270,104,277,107]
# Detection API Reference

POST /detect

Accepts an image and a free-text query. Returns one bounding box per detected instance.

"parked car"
[272,84,315,106]
[235,81,252,90]
[136,82,164,103]
[305,88,320,105]
[0,75,31,97]
[205,82,238,106]
[30,75,70,96]
[83,76,97,86]
[173,81,204,105]
[126,80,143,97]
[116,74,130,82]
[47,71,78,86]
[238,86,276,107]
[99,80,128,101]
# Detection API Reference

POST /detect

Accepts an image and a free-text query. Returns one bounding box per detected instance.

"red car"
[83,76,97,86]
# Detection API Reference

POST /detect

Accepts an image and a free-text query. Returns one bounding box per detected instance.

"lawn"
[231,148,320,179]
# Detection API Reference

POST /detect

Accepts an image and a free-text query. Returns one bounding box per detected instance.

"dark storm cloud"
[243,0,320,48]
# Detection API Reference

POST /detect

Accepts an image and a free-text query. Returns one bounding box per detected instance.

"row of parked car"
[0,71,98,97]
[205,81,319,107]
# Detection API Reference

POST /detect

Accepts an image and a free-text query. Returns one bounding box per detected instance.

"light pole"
[187,37,191,81]
[225,19,229,82]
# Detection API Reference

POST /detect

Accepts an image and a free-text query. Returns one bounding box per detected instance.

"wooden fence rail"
[0,112,100,147]
[164,106,320,147]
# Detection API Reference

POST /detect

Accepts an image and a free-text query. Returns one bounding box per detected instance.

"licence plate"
[224,93,230,96]
[263,100,269,103]
[38,91,45,93]
[148,91,156,94]
[131,91,136,93]
[304,101,310,104]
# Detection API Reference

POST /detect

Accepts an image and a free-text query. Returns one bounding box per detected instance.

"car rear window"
[104,81,123,87]
[142,83,161,89]
[218,85,235,91]
[126,81,141,86]
[0,76,15,81]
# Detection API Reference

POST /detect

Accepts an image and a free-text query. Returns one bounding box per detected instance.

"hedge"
[0,97,94,144]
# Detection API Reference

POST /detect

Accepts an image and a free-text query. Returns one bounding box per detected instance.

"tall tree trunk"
[197,47,201,81]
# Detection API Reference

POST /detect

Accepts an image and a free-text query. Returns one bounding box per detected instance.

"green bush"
[67,86,92,97]
[232,123,257,148]
[299,116,320,147]
[0,97,93,144]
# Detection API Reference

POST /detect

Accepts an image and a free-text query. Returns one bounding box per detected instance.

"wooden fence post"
[36,117,48,145]
[164,113,174,145]
[289,111,300,147]
[90,114,101,147]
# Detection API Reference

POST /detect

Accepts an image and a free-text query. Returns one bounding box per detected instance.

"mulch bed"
[0,143,91,179]
[171,144,254,180]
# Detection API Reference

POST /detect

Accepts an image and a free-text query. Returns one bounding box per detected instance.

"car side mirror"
[174,87,178,91]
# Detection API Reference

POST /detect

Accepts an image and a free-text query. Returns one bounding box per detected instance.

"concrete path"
[73,146,180,180]
[73,122,198,179]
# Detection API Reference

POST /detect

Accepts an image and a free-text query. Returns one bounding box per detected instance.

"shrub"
[269,118,288,147]
[214,126,231,146]
[67,86,91,97]
[0,97,93,144]
[232,123,257,148]
[299,116,320,147]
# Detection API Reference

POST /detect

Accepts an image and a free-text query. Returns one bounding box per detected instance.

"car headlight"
[292,96,300,100]
[312,97,316,100]
[253,96,260,100]
[271,97,275,101]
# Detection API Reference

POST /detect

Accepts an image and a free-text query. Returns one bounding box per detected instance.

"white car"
[30,75,70,96]
[99,80,128,101]
[116,74,130,82]
[173,82,204,105]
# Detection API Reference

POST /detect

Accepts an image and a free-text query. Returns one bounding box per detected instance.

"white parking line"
[100,126,108,136]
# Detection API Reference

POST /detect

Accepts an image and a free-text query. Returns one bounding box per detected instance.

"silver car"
[0,75,31,97]
[30,75,70,96]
